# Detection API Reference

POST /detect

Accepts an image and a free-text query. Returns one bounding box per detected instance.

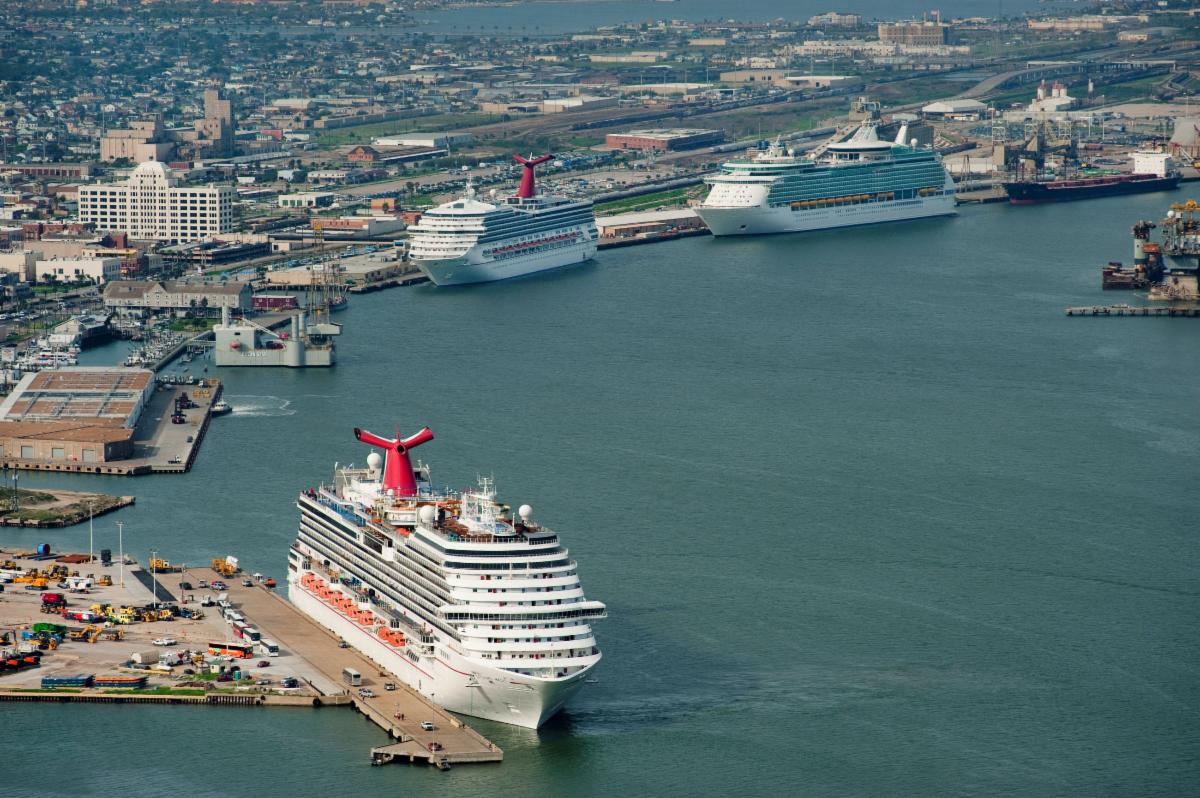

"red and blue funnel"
[354,426,434,496]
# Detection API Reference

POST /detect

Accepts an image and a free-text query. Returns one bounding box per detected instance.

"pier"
[179,567,503,768]
[1064,304,1200,317]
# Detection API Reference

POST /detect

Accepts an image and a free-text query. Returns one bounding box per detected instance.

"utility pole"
[88,500,94,566]
[150,548,159,605]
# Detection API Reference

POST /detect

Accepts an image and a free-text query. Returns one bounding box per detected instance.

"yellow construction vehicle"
[101,628,124,641]
[29,577,49,589]
[211,557,239,577]
[149,558,182,573]
[46,638,58,651]
[97,575,113,587]
[87,625,102,643]
[68,627,89,641]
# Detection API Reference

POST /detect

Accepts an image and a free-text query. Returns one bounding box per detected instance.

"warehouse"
[0,367,156,464]
[605,129,726,152]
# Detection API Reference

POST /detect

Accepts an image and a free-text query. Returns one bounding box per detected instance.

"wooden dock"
[1065,304,1200,317]
[182,568,503,768]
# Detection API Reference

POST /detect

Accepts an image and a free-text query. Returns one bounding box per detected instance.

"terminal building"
[0,367,156,464]
[605,128,726,151]
[78,161,234,243]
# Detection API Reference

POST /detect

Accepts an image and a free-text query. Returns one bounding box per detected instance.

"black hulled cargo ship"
[1004,172,1182,204]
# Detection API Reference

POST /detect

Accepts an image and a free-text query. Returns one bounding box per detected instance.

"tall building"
[878,13,950,46]
[195,89,235,157]
[99,89,236,162]
[78,161,234,243]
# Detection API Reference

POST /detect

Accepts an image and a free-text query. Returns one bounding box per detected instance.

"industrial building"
[605,129,726,152]
[595,209,704,240]
[0,367,157,464]
[921,99,989,121]
[77,161,234,243]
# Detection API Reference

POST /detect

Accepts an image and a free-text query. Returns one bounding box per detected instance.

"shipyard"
[1,0,1199,794]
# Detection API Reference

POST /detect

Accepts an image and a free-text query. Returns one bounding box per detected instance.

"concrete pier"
[179,567,503,767]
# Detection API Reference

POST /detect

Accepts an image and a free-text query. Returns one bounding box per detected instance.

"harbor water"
[2,189,1198,796]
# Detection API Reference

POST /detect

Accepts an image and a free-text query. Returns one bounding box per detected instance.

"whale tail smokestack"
[353,426,434,496]
[513,153,553,199]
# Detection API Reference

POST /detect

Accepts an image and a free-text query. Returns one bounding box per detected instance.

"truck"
[40,592,67,612]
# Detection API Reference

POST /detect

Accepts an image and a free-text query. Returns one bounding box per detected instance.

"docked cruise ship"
[697,123,956,236]
[408,154,598,286]
[288,425,605,728]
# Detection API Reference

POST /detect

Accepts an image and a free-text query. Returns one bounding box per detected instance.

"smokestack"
[353,427,434,496]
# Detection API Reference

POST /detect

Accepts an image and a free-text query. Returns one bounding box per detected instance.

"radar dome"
[518,504,533,521]
[367,451,383,474]
[419,505,436,524]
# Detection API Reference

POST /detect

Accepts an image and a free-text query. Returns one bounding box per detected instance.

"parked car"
[384,682,396,691]
[153,637,177,646]
[180,581,193,591]
[420,721,435,731]
[359,688,376,698]
[257,660,270,668]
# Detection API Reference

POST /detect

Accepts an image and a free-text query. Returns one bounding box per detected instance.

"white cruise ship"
[697,122,956,236]
[408,154,598,286]
[288,424,606,728]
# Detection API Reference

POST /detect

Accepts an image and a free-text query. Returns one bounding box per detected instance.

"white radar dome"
[518,504,533,521]
[419,505,436,524]
[367,452,383,472]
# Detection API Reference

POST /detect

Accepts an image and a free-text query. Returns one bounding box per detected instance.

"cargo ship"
[288,425,605,728]
[1004,152,1181,205]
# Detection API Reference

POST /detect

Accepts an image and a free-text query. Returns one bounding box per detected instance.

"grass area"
[594,185,704,215]
[167,317,218,333]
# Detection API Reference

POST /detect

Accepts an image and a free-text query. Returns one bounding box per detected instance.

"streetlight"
[117,521,125,588]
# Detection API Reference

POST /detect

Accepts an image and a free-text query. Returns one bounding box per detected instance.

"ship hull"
[288,571,592,728]
[697,193,956,237]
[1004,174,1182,204]
[413,238,597,287]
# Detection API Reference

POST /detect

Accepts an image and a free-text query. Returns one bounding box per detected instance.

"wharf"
[1065,304,1200,317]
[0,689,345,708]
[346,272,430,293]
[955,187,1008,205]
[0,382,222,476]
[179,567,503,768]
[597,228,711,250]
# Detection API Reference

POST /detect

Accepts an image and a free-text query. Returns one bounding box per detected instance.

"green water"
[2,190,1198,797]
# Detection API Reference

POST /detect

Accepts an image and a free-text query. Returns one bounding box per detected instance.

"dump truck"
[41,593,67,612]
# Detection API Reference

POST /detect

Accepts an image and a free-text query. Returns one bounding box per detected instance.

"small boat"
[211,401,233,416]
